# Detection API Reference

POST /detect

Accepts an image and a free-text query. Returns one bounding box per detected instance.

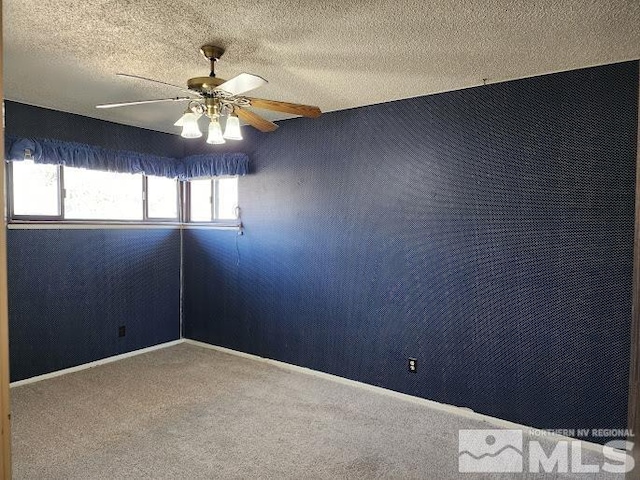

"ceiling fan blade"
[96,97,192,109]
[116,73,201,96]
[234,106,279,133]
[245,97,321,118]
[217,73,267,96]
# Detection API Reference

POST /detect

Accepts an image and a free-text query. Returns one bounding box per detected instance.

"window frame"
[7,161,65,222]
[185,176,240,224]
[6,162,240,227]
[143,175,181,222]
[185,178,214,223]
[213,177,240,221]
[62,166,145,222]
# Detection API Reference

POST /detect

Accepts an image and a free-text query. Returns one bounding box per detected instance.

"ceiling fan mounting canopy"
[200,44,225,63]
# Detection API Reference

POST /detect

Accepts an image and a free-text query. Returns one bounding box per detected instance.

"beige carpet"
[10,343,623,479]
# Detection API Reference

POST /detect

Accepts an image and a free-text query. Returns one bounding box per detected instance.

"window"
[189,179,213,222]
[10,160,61,218]
[146,175,179,220]
[8,161,238,226]
[64,167,143,220]
[187,177,239,222]
[215,177,239,220]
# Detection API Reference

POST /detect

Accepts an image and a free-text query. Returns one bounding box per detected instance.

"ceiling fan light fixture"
[206,118,226,144]
[223,114,242,140]
[98,45,321,146]
[180,112,202,138]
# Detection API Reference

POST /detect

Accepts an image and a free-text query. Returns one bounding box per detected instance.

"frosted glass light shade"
[207,119,226,144]
[223,115,243,140]
[181,112,202,138]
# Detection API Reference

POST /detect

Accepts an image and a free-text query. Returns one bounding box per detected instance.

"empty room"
[1,1,640,479]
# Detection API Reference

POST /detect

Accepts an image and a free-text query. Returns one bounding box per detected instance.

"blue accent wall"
[6,103,183,381]
[183,61,638,440]
[5,101,185,158]
[8,229,180,381]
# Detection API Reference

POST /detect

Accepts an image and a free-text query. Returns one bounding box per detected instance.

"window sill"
[182,222,242,231]
[7,220,242,231]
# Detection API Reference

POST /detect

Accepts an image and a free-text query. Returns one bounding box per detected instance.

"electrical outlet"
[118,325,126,337]
[408,358,417,373]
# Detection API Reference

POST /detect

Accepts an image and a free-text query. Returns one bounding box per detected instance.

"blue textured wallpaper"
[5,103,185,382]
[183,61,638,440]
[8,229,181,381]
[5,101,186,158]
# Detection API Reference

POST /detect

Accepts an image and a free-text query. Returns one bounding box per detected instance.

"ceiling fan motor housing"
[187,76,226,95]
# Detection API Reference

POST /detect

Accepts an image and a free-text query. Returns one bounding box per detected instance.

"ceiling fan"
[96,45,322,144]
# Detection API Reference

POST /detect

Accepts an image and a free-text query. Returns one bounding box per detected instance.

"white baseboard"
[10,339,184,388]
[183,338,609,454]
[9,336,611,454]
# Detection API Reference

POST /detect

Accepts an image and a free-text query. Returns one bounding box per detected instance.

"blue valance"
[181,154,249,178]
[4,136,249,179]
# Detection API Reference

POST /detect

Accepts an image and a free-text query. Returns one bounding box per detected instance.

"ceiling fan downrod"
[200,45,225,78]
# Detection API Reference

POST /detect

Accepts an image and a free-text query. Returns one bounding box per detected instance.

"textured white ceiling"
[3,0,640,135]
